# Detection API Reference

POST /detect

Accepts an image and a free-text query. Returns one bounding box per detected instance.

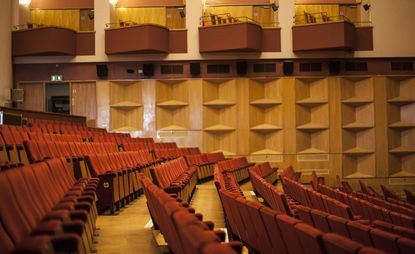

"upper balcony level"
[199,13,281,53]
[292,10,373,52]
[12,24,95,57]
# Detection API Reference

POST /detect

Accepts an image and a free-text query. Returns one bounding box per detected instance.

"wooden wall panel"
[115,7,166,26]
[18,75,409,188]
[204,6,254,20]
[116,0,185,8]
[96,81,110,129]
[206,0,271,4]
[295,4,339,17]
[70,82,97,121]
[31,10,80,31]
[79,10,94,31]
[30,0,93,9]
[17,83,45,112]
[252,6,277,27]
[166,7,186,29]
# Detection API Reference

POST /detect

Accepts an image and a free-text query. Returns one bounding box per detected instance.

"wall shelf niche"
[156,79,189,131]
[202,78,237,155]
[386,76,415,177]
[109,80,142,131]
[295,77,329,154]
[249,78,283,160]
[340,77,375,178]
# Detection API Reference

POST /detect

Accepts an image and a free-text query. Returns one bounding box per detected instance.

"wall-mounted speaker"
[236,61,248,76]
[11,88,24,102]
[329,60,341,75]
[143,64,154,76]
[283,61,294,76]
[96,64,108,78]
[190,62,201,76]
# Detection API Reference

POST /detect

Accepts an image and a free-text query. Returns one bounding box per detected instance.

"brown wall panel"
[262,28,281,52]
[116,0,184,7]
[206,0,270,5]
[16,83,45,112]
[0,106,86,123]
[13,59,415,86]
[169,30,188,53]
[76,31,95,55]
[30,0,93,9]
[355,26,374,51]
[295,0,358,3]
[70,82,97,120]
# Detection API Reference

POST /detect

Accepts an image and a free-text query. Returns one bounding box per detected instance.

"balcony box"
[105,24,187,54]
[13,27,96,57]
[292,21,373,52]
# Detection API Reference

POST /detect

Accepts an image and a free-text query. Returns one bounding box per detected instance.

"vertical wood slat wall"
[34,76,412,189]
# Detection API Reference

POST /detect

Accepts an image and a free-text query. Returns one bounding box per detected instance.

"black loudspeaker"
[190,62,201,76]
[283,61,294,76]
[329,60,341,75]
[236,61,248,76]
[96,64,108,78]
[143,64,154,76]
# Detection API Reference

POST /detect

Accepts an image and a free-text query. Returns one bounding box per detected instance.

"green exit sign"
[51,75,63,81]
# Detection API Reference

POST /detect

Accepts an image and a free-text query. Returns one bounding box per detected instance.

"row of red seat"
[215,168,384,254]
[184,152,225,180]
[153,147,201,160]
[122,141,177,151]
[0,158,99,254]
[214,164,244,197]
[353,180,415,213]
[86,151,158,213]
[216,157,252,183]
[249,162,279,184]
[318,183,415,229]
[352,191,415,218]
[283,177,357,220]
[249,163,297,216]
[140,174,241,254]
[297,205,415,254]
[24,139,163,213]
[150,157,198,202]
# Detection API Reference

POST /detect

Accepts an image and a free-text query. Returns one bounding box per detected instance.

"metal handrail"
[13,23,47,30]
[200,13,279,28]
[294,12,357,25]
[105,19,140,29]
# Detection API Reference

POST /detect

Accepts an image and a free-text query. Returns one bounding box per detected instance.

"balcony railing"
[200,13,278,28]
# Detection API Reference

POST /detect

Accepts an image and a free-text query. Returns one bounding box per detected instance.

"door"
[70,82,97,121]
[17,83,45,111]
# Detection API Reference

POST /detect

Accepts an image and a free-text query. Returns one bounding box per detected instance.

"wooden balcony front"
[105,23,187,55]
[199,22,281,53]
[12,26,95,57]
[292,13,373,52]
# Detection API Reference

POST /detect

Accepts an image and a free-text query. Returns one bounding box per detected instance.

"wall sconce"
[19,0,31,6]
[109,0,119,5]
[178,8,186,18]
[363,4,371,11]
[271,3,279,12]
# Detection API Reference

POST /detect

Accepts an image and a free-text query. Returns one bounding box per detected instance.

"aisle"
[96,196,165,254]
[95,180,256,253]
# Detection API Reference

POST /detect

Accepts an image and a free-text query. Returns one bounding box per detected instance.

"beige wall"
[11,0,415,64]
[0,0,12,106]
